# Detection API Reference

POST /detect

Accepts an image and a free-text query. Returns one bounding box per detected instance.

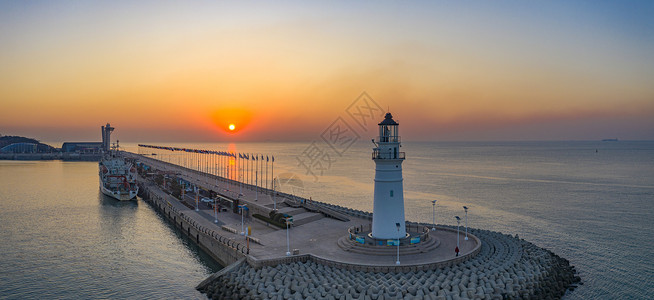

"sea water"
[0,160,222,299]
[2,141,653,299]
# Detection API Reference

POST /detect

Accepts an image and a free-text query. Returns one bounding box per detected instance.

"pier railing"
[372,149,405,160]
[347,223,431,246]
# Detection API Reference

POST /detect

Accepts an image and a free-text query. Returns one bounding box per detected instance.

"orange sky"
[1,1,653,142]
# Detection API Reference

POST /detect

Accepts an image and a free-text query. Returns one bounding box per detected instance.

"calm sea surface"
[2,141,653,299]
[0,161,222,299]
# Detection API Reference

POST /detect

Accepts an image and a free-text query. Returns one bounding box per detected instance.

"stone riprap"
[199,228,580,299]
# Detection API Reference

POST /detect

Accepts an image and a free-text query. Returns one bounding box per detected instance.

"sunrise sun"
[228,124,235,131]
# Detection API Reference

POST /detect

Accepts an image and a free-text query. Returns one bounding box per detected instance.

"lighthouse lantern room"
[371,113,406,239]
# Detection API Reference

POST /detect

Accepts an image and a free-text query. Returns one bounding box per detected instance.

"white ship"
[99,152,139,201]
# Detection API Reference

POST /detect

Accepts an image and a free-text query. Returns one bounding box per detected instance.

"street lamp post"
[213,198,218,223]
[240,204,247,235]
[239,165,243,196]
[431,200,437,231]
[463,206,469,241]
[395,222,401,265]
[455,216,461,256]
[286,218,292,256]
[272,179,277,211]
[195,185,199,212]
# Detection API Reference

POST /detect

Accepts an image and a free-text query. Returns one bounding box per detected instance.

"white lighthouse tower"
[371,112,406,239]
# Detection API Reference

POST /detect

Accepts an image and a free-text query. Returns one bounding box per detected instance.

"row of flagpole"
[137,144,276,194]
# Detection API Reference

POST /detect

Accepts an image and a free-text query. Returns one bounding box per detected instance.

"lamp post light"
[455,216,461,256]
[286,217,292,256]
[213,198,218,223]
[431,200,437,231]
[395,222,401,265]
[463,206,469,241]
[194,185,199,212]
[239,204,247,235]
[272,179,277,211]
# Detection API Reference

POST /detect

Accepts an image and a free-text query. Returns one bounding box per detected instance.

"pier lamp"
[255,169,258,201]
[463,206,469,241]
[195,186,199,212]
[286,217,292,256]
[455,216,461,253]
[395,222,401,265]
[272,180,277,211]
[431,200,437,231]
[240,204,247,235]
[239,169,243,197]
[213,198,218,223]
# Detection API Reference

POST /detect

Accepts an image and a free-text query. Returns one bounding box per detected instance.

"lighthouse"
[371,113,406,239]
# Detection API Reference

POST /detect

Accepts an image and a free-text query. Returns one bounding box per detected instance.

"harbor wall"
[200,228,581,300]
[0,153,101,161]
[138,181,247,267]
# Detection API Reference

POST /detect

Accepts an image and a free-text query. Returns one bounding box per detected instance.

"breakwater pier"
[0,152,101,161]
[122,148,580,299]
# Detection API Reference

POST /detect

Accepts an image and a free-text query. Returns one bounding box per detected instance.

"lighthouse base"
[338,223,442,256]
[337,232,440,256]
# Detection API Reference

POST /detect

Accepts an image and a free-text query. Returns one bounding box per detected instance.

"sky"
[1,1,653,142]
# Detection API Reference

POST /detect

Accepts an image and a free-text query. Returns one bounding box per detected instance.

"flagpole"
[266,156,269,190]
[255,154,258,201]
[232,152,236,191]
[250,155,255,188]
[272,156,275,210]
[251,153,255,188]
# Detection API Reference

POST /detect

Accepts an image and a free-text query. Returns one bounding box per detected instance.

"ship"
[99,152,139,201]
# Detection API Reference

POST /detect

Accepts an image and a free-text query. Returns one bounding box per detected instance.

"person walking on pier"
[455,246,459,257]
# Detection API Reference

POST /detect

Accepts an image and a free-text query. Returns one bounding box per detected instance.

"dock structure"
[125,151,580,299]
[123,150,481,270]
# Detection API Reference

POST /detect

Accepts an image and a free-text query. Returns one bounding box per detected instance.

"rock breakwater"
[199,228,579,299]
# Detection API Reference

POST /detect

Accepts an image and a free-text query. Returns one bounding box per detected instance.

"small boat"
[99,152,138,201]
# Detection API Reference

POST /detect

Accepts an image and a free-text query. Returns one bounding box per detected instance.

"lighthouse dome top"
[378,112,399,126]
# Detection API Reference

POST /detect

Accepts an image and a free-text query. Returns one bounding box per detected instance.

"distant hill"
[0,135,57,152]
